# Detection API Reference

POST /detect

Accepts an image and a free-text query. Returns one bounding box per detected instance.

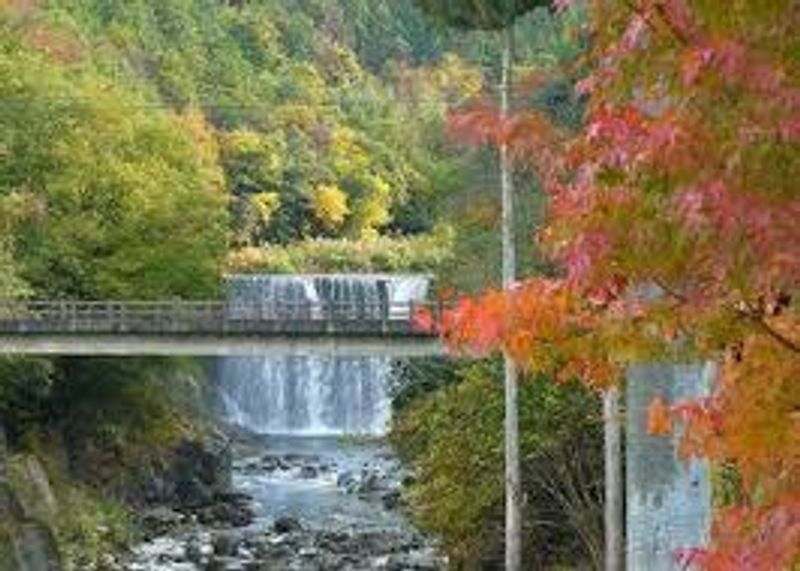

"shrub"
[226,228,454,275]
[390,358,604,569]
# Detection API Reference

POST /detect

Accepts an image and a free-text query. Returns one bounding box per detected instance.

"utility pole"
[410,6,545,569]
[499,25,521,571]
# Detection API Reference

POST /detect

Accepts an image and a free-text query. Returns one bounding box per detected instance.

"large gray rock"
[138,436,233,509]
[140,507,184,538]
[272,516,303,534]
[0,454,62,571]
[212,531,243,557]
[12,522,61,571]
[8,456,58,524]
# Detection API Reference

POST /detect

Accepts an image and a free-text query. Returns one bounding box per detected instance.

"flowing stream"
[123,275,445,570]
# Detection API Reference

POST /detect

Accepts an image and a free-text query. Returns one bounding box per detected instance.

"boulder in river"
[299,465,318,479]
[212,531,243,557]
[140,507,184,539]
[272,516,303,534]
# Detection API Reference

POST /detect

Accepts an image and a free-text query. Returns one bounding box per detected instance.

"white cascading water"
[218,274,430,435]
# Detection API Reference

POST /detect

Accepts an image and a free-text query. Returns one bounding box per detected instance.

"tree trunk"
[500,25,521,571]
[603,386,623,570]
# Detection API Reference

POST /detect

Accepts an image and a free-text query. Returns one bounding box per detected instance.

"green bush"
[56,483,134,570]
[226,228,454,274]
[390,358,604,570]
[0,358,54,446]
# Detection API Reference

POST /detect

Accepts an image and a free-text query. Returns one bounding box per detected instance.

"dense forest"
[1,0,583,291]
[0,1,600,569]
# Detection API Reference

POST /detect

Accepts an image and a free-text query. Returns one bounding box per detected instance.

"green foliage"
[0,358,54,446]
[0,523,14,571]
[52,359,200,454]
[5,446,135,570]
[13,0,468,248]
[391,359,603,569]
[2,0,582,264]
[0,354,207,565]
[388,357,463,411]
[414,0,550,30]
[0,31,228,299]
[0,241,30,299]
[227,229,454,274]
[56,483,134,569]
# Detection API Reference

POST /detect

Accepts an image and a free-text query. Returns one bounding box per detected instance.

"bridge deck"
[0,300,445,356]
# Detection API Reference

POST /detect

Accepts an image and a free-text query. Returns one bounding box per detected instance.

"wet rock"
[218,558,246,571]
[315,530,350,553]
[381,489,402,511]
[358,470,385,493]
[299,465,318,479]
[96,553,122,571]
[298,546,319,558]
[212,531,242,557]
[377,548,446,571]
[140,507,184,538]
[283,453,320,465]
[335,470,357,492]
[255,455,283,473]
[204,558,227,571]
[196,500,254,528]
[135,436,233,510]
[185,540,204,564]
[272,516,303,534]
[175,477,214,509]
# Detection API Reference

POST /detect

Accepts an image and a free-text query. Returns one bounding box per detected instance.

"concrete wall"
[626,363,714,570]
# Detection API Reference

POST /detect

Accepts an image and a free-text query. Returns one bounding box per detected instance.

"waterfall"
[218,274,431,435]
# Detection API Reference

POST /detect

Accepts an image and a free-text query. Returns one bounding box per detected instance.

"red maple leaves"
[436,1,800,568]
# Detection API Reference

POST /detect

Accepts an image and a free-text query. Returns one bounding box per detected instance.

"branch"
[620,0,691,46]
[652,1,692,45]
[652,277,689,303]
[751,315,800,355]
[738,301,800,355]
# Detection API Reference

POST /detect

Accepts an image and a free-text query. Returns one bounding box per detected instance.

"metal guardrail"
[0,300,442,338]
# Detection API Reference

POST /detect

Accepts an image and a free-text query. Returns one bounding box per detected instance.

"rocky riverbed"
[118,435,447,571]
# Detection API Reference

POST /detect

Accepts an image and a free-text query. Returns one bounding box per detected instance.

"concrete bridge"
[0,300,445,357]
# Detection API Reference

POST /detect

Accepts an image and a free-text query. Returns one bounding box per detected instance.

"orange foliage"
[646,394,672,436]
[24,23,85,64]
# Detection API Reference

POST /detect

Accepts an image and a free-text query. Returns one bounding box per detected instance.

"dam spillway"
[217,274,431,435]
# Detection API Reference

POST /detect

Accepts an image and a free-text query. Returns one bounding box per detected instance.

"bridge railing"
[0,299,443,337]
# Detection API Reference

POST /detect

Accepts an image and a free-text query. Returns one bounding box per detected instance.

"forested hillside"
[0,2,595,568]
[1,0,479,288]
[2,0,582,291]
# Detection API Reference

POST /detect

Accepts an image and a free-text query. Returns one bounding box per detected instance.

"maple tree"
[419,1,800,568]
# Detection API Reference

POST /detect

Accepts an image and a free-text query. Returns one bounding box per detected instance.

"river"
[122,433,445,571]
[121,274,445,570]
